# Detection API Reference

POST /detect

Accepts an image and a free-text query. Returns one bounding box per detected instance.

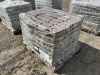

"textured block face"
[35,0,52,8]
[19,7,83,71]
[70,0,100,34]
[0,1,32,34]
[0,0,4,2]
[13,0,35,9]
[52,0,62,10]
[28,0,62,10]
[12,0,63,10]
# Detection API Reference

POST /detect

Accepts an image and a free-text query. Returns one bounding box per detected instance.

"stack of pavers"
[52,0,62,10]
[0,0,32,34]
[35,0,52,8]
[70,0,100,35]
[35,0,62,9]
[19,7,84,71]
[14,0,35,9]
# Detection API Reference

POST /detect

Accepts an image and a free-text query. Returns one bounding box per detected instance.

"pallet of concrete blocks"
[35,0,63,10]
[19,7,84,71]
[30,0,61,9]
[34,0,52,8]
[15,0,63,10]
[0,0,32,34]
[69,0,100,35]
[14,0,35,9]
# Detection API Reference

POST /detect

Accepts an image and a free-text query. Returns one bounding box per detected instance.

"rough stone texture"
[0,0,32,34]
[35,0,62,9]
[19,7,83,71]
[13,0,35,9]
[70,0,100,35]
[52,0,62,10]
[11,0,68,10]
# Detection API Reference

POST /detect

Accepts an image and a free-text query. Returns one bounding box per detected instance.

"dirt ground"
[0,19,100,75]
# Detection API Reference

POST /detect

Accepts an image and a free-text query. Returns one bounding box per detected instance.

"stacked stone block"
[19,7,83,71]
[14,0,35,9]
[34,0,63,9]
[52,0,62,10]
[0,0,32,34]
[70,0,100,34]
[12,0,62,9]
[12,0,52,9]
[35,0,52,8]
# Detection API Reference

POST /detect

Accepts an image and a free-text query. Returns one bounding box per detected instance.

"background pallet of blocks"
[10,0,52,9]
[19,7,84,71]
[69,0,100,35]
[36,0,71,10]
[14,0,35,9]
[11,0,70,10]
[0,0,32,34]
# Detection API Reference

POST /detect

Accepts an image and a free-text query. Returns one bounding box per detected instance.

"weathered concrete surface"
[0,0,4,2]
[35,0,52,8]
[1,0,71,10]
[14,0,35,9]
[0,0,32,34]
[0,23,100,74]
[70,0,100,35]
